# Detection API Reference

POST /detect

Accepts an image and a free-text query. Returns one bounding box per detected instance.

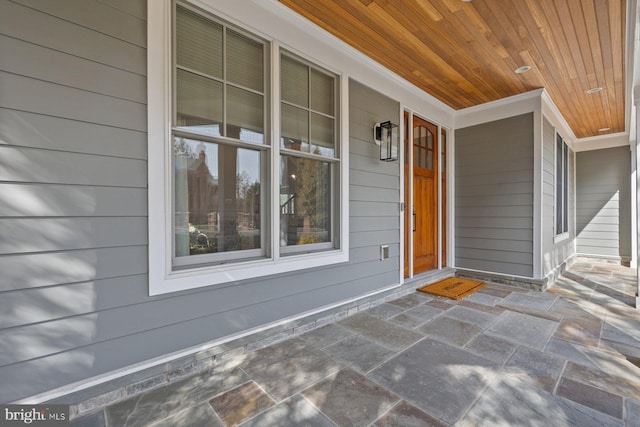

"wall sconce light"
[373,121,399,162]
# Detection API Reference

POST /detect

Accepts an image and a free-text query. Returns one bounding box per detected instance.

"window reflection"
[279,156,331,247]
[174,137,261,257]
[413,125,434,170]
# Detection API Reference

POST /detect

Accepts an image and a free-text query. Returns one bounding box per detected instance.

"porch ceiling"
[279,0,626,138]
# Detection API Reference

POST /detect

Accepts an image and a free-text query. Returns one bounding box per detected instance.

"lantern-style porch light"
[374,121,399,161]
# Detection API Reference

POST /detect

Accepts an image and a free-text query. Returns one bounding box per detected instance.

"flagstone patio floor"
[72,258,640,426]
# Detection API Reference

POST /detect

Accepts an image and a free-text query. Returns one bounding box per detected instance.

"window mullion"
[307,65,312,147]
[280,148,340,163]
[222,24,227,138]
[563,142,569,234]
[271,41,281,262]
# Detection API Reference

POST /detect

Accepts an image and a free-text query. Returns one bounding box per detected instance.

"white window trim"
[148,0,349,296]
[554,131,570,243]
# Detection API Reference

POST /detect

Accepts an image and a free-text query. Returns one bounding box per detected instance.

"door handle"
[413,210,416,232]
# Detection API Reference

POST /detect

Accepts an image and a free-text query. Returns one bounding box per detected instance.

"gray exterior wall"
[576,146,632,258]
[0,0,401,402]
[455,113,534,277]
[541,117,575,278]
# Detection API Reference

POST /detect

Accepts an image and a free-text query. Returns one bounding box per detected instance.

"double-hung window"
[555,133,569,237]
[173,5,268,267]
[147,1,348,295]
[279,53,339,253]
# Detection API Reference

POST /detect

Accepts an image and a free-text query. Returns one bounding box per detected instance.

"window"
[173,5,267,267]
[279,53,339,253]
[147,1,348,295]
[555,134,569,236]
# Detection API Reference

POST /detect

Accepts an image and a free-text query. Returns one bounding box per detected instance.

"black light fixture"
[374,121,399,162]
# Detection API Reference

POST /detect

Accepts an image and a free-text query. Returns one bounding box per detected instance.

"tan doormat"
[417,277,485,300]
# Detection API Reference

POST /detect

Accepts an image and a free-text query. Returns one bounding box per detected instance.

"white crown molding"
[572,133,631,152]
[454,89,543,130]
[540,89,576,142]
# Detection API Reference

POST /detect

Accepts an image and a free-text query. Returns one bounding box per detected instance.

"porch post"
[635,87,640,308]
[632,141,637,270]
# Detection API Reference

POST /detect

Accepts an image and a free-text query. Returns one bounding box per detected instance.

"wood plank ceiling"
[279,0,626,139]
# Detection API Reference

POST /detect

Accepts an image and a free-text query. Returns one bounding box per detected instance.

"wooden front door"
[411,116,438,274]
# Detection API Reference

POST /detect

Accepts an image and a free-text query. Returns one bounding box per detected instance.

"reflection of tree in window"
[282,152,330,246]
[174,138,261,256]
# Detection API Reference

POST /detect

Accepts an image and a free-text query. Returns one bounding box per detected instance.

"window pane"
[563,143,569,233]
[227,86,264,143]
[281,55,308,107]
[174,137,262,257]
[414,126,430,169]
[176,69,223,136]
[280,156,331,247]
[441,129,447,172]
[226,29,263,92]
[310,69,334,115]
[176,6,222,78]
[310,113,335,157]
[281,104,309,151]
[427,131,434,170]
[556,135,563,234]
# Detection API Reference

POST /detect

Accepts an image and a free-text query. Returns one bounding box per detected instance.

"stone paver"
[464,333,518,365]
[209,382,275,426]
[426,299,455,310]
[464,291,504,306]
[299,324,354,350]
[487,311,558,349]
[238,395,335,427]
[106,365,248,427]
[503,346,565,392]
[240,346,343,401]
[338,312,423,351]
[544,337,601,368]
[371,401,446,427]
[387,293,430,308]
[389,312,429,329]
[365,303,406,320]
[554,317,602,347]
[323,335,396,373]
[459,299,506,315]
[70,411,106,427]
[302,368,399,427]
[476,286,512,298]
[626,399,640,427]
[418,316,483,347]
[442,305,499,329]
[501,292,558,311]
[87,258,640,426]
[563,362,640,401]
[369,338,499,424]
[556,378,623,420]
[152,403,223,427]
[457,375,623,427]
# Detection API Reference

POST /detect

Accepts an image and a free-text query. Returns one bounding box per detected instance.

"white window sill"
[149,249,348,295]
[553,232,570,244]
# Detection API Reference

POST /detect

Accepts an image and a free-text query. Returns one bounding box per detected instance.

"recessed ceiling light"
[598,127,610,132]
[514,66,531,74]
[586,87,603,94]
[462,0,473,2]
